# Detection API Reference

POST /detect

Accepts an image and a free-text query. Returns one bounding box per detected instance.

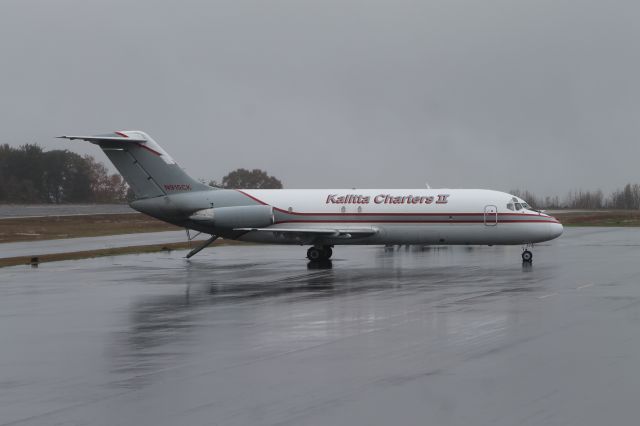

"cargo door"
[484,205,498,226]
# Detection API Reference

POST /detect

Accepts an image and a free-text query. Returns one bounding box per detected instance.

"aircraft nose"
[548,220,563,240]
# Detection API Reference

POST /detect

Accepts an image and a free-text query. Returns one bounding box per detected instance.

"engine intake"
[189,205,274,229]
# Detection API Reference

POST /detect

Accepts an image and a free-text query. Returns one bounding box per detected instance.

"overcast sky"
[1,0,639,196]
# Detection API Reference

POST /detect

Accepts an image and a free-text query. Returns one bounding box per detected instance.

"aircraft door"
[484,205,498,226]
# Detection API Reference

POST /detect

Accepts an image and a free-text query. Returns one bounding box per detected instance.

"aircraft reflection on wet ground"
[2,227,640,426]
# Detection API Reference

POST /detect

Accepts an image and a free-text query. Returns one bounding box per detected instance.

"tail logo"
[164,184,192,191]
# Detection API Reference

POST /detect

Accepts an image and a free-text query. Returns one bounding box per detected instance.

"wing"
[234,226,378,239]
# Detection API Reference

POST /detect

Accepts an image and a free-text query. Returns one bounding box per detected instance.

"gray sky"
[2,0,639,196]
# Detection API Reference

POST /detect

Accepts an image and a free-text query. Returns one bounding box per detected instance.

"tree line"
[511,184,640,210]
[207,168,282,190]
[7,143,637,209]
[0,144,283,204]
[0,144,130,203]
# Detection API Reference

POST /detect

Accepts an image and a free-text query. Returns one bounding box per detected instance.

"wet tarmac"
[1,227,640,426]
[0,231,206,258]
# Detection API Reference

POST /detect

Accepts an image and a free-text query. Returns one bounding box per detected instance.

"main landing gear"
[307,246,333,261]
[521,244,533,263]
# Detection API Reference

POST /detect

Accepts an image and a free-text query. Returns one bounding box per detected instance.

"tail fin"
[58,131,211,199]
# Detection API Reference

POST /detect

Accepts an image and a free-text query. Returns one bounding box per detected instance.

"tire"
[322,247,333,260]
[522,250,533,263]
[307,247,322,261]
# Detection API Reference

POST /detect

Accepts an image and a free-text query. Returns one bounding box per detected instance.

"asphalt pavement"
[1,228,640,426]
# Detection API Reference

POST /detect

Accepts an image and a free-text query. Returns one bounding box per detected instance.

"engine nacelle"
[189,205,274,229]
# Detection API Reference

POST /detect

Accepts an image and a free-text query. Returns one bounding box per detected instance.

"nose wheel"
[521,250,533,263]
[307,246,333,261]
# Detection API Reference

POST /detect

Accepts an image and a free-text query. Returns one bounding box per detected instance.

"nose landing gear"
[307,246,333,261]
[521,244,533,263]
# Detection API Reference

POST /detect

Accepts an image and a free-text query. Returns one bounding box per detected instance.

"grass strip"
[553,211,640,227]
[0,213,177,243]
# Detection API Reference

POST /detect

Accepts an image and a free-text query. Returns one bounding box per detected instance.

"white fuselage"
[232,188,563,246]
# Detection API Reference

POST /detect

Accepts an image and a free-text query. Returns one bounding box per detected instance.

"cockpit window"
[506,203,515,211]
[522,202,530,209]
[514,203,522,210]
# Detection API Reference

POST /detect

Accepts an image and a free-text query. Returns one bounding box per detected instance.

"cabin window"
[357,206,362,213]
[340,206,346,213]
[506,203,515,211]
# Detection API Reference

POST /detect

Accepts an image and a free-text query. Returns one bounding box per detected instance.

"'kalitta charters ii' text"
[325,194,450,205]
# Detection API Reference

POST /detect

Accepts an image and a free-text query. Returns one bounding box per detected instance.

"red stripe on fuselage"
[270,210,551,217]
[236,190,269,205]
[274,219,559,225]
[114,131,129,138]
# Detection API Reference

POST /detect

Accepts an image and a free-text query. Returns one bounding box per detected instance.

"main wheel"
[322,247,333,260]
[307,247,323,261]
[522,250,533,263]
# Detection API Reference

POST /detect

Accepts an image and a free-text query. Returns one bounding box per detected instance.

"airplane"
[58,131,563,263]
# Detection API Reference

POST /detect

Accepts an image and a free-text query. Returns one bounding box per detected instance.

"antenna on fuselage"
[425,182,431,189]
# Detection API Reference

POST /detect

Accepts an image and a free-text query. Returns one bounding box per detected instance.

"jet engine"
[189,205,274,229]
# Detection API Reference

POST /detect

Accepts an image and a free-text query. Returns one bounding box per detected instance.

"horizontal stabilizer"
[57,135,147,143]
